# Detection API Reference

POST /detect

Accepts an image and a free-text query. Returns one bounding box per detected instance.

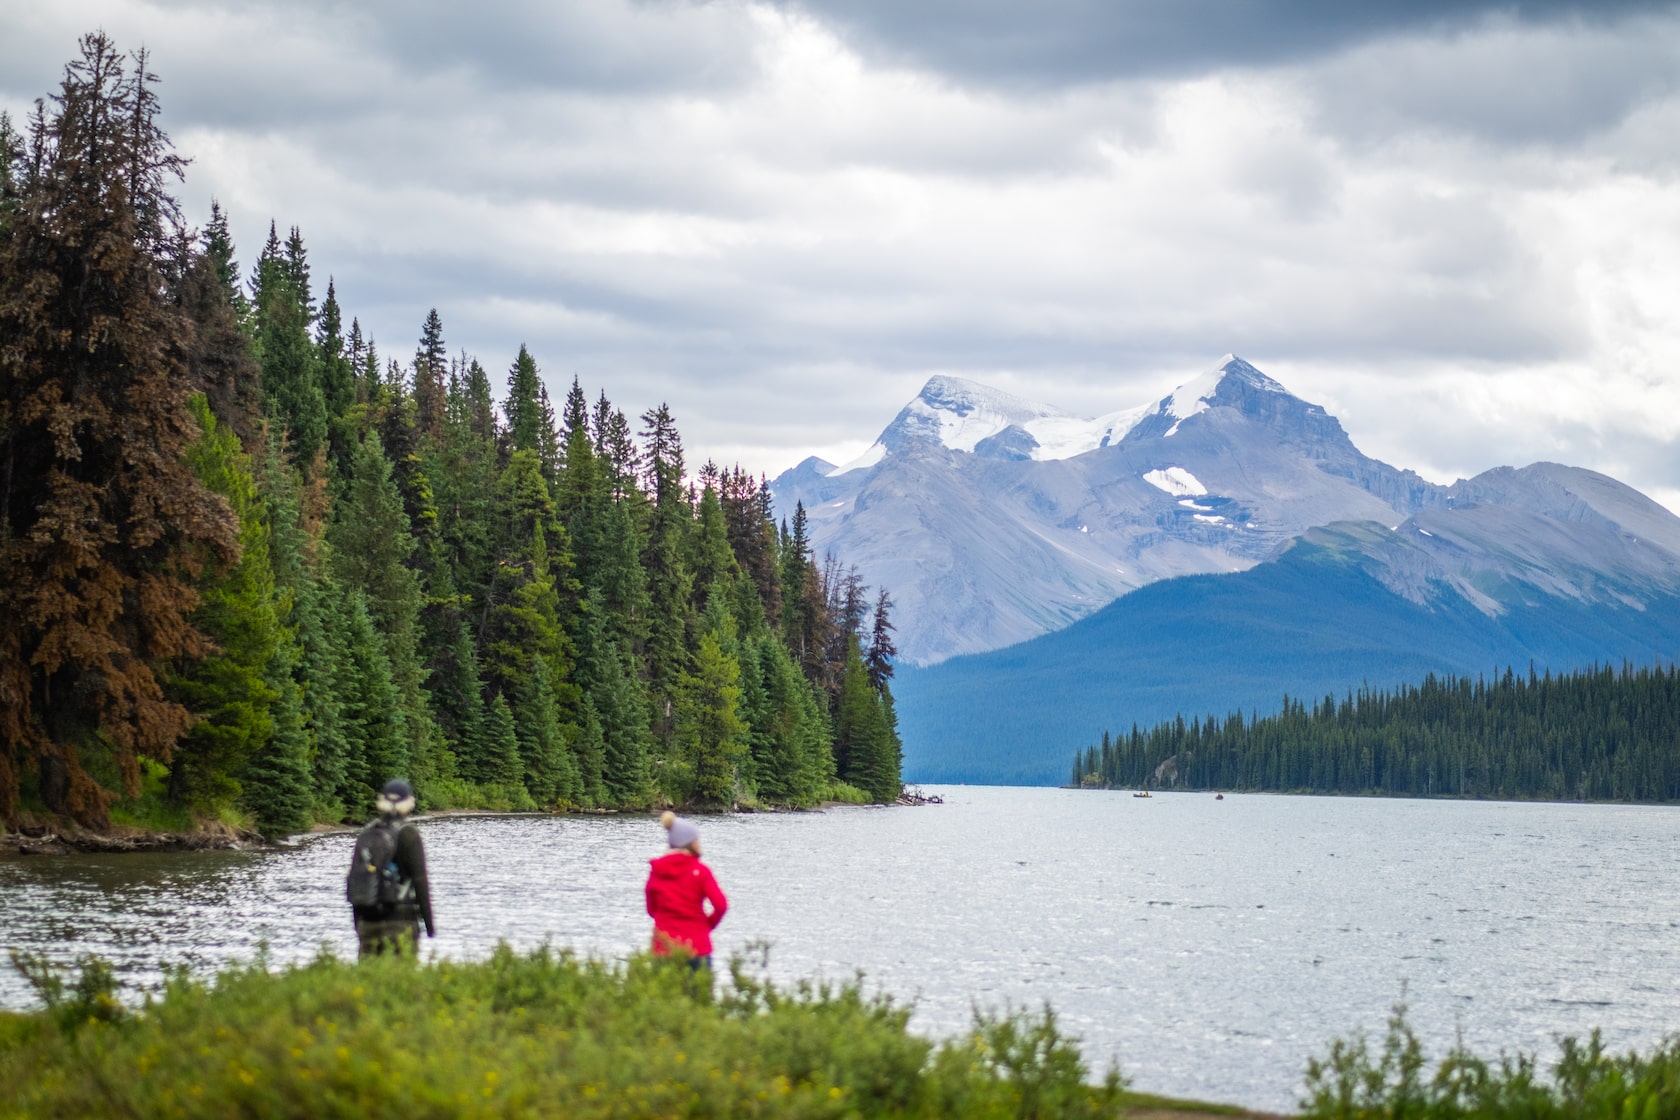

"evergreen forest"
[0,35,904,836]
[1072,662,1680,801]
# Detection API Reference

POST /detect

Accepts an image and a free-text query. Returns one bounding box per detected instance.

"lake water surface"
[4,787,1679,1112]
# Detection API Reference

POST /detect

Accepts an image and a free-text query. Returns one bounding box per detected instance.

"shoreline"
[2,796,915,857]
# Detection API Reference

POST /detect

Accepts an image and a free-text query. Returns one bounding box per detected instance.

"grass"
[1,944,1135,1119]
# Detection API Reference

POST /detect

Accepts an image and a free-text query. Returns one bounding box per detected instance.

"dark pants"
[355,917,420,959]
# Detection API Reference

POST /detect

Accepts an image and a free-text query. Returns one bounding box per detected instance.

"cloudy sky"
[6,1,1680,506]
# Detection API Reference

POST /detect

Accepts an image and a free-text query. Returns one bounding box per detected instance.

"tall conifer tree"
[166,396,282,814]
[250,223,327,466]
[0,35,238,826]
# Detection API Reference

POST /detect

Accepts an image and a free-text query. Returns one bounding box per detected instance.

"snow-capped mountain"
[772,356,1443,664]
[826,375,1151,475]
[894,459,1680,785]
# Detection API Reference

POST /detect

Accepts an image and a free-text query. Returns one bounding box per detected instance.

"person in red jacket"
[646,810,728,968]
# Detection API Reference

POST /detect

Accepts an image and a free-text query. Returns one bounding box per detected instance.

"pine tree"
[833,635,900,802]
[573,695,609,808]
[0,111,23,232]
[743,636,833,807]
[316,278,354,422]
[505,345,544,454]
[258,433,354,819]
[675,630,747,809]
[483,692,523,790]
[166,396,282,814]
[330,431,436,793]
[556,376,602,578]
[482,448,581,802]
[688,479,740,613]
[640,403,693,749]
[250,222,327,467]
[0,35,239,827]
[866,589,897,693]
[181,207,264,446]
[336,585,407,806]
[412,308,446,440]
[517,658,580,806]
[201,200,243,311]
[575,586,651,806]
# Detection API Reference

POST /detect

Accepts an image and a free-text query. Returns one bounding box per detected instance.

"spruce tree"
[316,278,355,423]
[336,585,407,806]
[181,208,263,446]
[517,658,580,806]
[833,635,900,802]
[675,630,748,809]
[0,35,239,827]
[483,692,524,791]
[250,223,328,467]
[166,396,283,814]
[640,403,694,749]
[330,431,436,793]
[259,434,354,819]
[866,589,897,693]
[201,201,243,312]
[689,480,740,613]
[412,308,446,440]
[505,345,544,454]
[574,695,609,808]
[576,587,651,806]
[0,111,22,231]
[556,376,603,577]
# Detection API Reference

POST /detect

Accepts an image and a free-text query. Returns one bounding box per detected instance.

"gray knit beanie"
[660,810,700,849]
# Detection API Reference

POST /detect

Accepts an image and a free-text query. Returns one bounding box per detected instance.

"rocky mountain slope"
[773,356,1444,664]
[893,460,1680,784]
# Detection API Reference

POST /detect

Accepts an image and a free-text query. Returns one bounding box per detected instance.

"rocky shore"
[3,821,261,856]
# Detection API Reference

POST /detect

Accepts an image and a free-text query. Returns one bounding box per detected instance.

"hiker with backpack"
[645,811,728,969]
[345,778,435,958]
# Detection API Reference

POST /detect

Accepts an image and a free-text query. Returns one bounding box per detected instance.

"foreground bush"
[1302,1001,1680,1119]
[0,946,1123,1119]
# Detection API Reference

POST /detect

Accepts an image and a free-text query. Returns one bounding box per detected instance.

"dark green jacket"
[353,818,435,936]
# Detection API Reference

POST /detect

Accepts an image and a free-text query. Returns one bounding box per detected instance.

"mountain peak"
[1118,354,1319,442]
[1158,354,1288,427]
[1216,354,1287,392]
[884,377,1075,458]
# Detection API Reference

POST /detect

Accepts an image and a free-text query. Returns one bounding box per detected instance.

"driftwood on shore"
[5,823,260,856]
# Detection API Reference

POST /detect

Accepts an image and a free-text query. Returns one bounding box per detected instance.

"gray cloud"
[6,0,1680,511]
[1305,12,1680,147]
[773,0,1671,89]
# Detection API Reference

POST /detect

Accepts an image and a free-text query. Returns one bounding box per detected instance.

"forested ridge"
[0,35,903,836]
[1073,662,1680,801]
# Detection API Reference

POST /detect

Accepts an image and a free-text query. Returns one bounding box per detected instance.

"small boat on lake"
[1133,790,1151,798]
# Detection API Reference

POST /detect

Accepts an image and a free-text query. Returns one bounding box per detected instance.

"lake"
[4,786,1678,1113]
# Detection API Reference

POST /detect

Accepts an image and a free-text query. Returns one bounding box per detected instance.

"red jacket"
[645,850,727,956]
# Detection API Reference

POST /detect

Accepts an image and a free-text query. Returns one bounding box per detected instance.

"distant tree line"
[0,35,902,835]
[1073,662,1680,802]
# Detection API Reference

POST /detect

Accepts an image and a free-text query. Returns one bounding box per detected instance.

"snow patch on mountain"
[898,376,1071,453]
[1143,467,1208,496]
[831,442,886,476]
[1156,355,1287,437]
[889,375,1159,464]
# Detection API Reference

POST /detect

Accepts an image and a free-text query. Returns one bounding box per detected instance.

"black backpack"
[345,821,413,915]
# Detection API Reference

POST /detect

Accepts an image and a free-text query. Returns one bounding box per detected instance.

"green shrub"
[1302,1000,1680,1119]
[0,945,1126,1119]
[823,781,871,805]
